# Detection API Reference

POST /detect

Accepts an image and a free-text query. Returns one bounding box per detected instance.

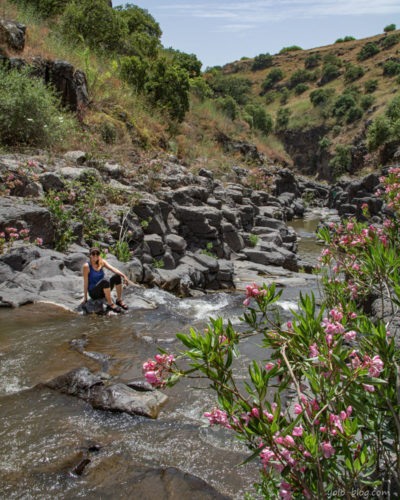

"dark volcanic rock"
[42,367,168,419]
[0,18,26,51]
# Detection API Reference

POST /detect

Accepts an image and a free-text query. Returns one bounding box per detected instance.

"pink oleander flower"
[293,426,303,437]
[283,435,295,447]
[294,404,303,415]
[320,426,327,432]
[309,343,319,357]
[263,410,274,422]
[251,408,260,419]
[344,330,357,341]
[35,238,43,246]
[287,320,292,329]
[363,384,375,393]
[0,232,5,238]
[204,407,230,427]
[144,370,161,386]
[265,362,275,370]
[322,441,335,459]
[280,481,293,500]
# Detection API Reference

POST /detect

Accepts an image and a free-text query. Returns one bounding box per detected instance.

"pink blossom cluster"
[142,353,175,387]
[243,283,266,306]
[204,407,231,428]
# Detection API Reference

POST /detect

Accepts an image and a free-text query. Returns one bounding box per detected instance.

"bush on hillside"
[120,55,149,91]
[357,42,380,61]
[261,68,284,92]
[364,79,379,93]
[385,95,400,121]
[344,63,365,83]
[383,60,400,76]
[321,63,341,84]
[215,96,239,121]
[304,53,321,69]
[279,45,302,54]
[0,65,76,147]
[367,96,400,150]
[275,107,291,131]
[323,53,343,67]
[332,93,357,118]
[58,0,128,53]
[360,94,376,110]
[145,59,190,122]
[243,104,273,135]
[382,33,400,49]
[309,88,335,106]
[164,48,202,78]
[346,105,363,124]
[294,83,309,95]
[210,74,252,105]
[14,0,65,17]
[279,87,289,104]
[329,144,351,177]
[190,77,212,101]
[251,53,273,71]
[384,23,396,32]
[289,69,314,88]
[335,35,356,43]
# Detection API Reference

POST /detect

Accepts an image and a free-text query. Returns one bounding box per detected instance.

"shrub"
[289,69,313,88]
[58,0,128,53]
[335,35,356,43]
[332,93,356,118]
[145,59,190,122]
[265,92,275,104]
[382,33,400,49]
[332,124,342,136]
[211,74,252,105]
[304,53,321,69]
[294,83,309,95]
[344,63,365,83]
[346,105,363,124]
[164,48,202,78]
[279,87,289,104]
[244,104,273,135]
[119,55,149,91]
[216,96,239,120]
[251,53,273,71]
[383,60,400,76]
[309,88,335,106]
[367,115,392,150]
[261,68,284,91]
[323,53,343,67]
[384,23,396,32]
[358,42,380,61]
[275,107,291,131]
[360,94,376,110]
[16,0,66,17]
[190,77,212,101]
[321,63,340,83]
[329,144,351,177]
[385,95,400,121]
[318,136,331,149]
[279,45,302,53]
[364,78,379,93]
[0,65,75,147]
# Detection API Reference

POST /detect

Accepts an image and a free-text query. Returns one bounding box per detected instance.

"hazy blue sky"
[113,1,400,68]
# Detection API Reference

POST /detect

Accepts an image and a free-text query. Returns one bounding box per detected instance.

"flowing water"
[0,215,324,499]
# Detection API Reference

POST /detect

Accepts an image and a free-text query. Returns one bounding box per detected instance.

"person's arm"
[102,260,129,285]
[82,263,90,303]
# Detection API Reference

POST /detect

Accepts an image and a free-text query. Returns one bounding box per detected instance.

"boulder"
[0,198,55,246]
[0,18,26,51]
[39,172,65,192]
[42,366,168,418]
[144,234,165,257]
[64,151,87,165]
[165,233,186,253]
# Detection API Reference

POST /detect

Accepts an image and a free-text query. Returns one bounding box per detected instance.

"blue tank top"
[88,262,104,291]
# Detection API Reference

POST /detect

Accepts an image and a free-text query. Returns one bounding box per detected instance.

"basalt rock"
[41,366,168,418]
[0,18,26,52]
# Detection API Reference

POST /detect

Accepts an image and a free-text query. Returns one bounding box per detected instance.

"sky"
[113,0,400,69]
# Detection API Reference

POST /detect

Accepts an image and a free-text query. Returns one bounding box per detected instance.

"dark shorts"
[88,274,122,300]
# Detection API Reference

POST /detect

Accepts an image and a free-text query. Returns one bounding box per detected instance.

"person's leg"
[89,279,113,305]
[110,274,122,301]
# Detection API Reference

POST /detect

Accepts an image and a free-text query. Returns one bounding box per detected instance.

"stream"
[0,212,326,499]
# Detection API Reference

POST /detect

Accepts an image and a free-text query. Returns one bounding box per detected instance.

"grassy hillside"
[1,0,399,181]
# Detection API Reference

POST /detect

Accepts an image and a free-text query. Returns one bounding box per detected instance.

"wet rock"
[42,367,168,419]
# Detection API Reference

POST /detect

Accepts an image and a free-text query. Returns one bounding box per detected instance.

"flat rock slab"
[42,367,168,419]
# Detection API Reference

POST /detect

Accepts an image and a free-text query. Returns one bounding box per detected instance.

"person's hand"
[123,275,129,286]
[81,299,87,305]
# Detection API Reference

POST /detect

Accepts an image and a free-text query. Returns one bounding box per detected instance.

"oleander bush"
[143,169,400,499]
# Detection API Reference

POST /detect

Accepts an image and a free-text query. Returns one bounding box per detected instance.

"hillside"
[0,0,399,182]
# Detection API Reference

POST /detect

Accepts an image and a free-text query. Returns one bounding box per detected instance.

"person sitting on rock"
[82,247,129,313]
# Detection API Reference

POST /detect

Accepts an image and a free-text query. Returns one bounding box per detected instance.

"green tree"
[164,48,202,78]
[251,53,273,71]
[358,42,380,61]
[215,96,238,120]
[309,88,335,106]
[344,63,365,83]
[275,107,291,131]
[261,67,284,91]
[210,74,252,105]
[59,0,127,53]
[119,55,149,91]
[244,104,273,135]
[364,79,378,93]
[304,53,321,69]
[190,77,212,101]
[329,145,351,177]
[145,59,190,122]
[384,23,396,32]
